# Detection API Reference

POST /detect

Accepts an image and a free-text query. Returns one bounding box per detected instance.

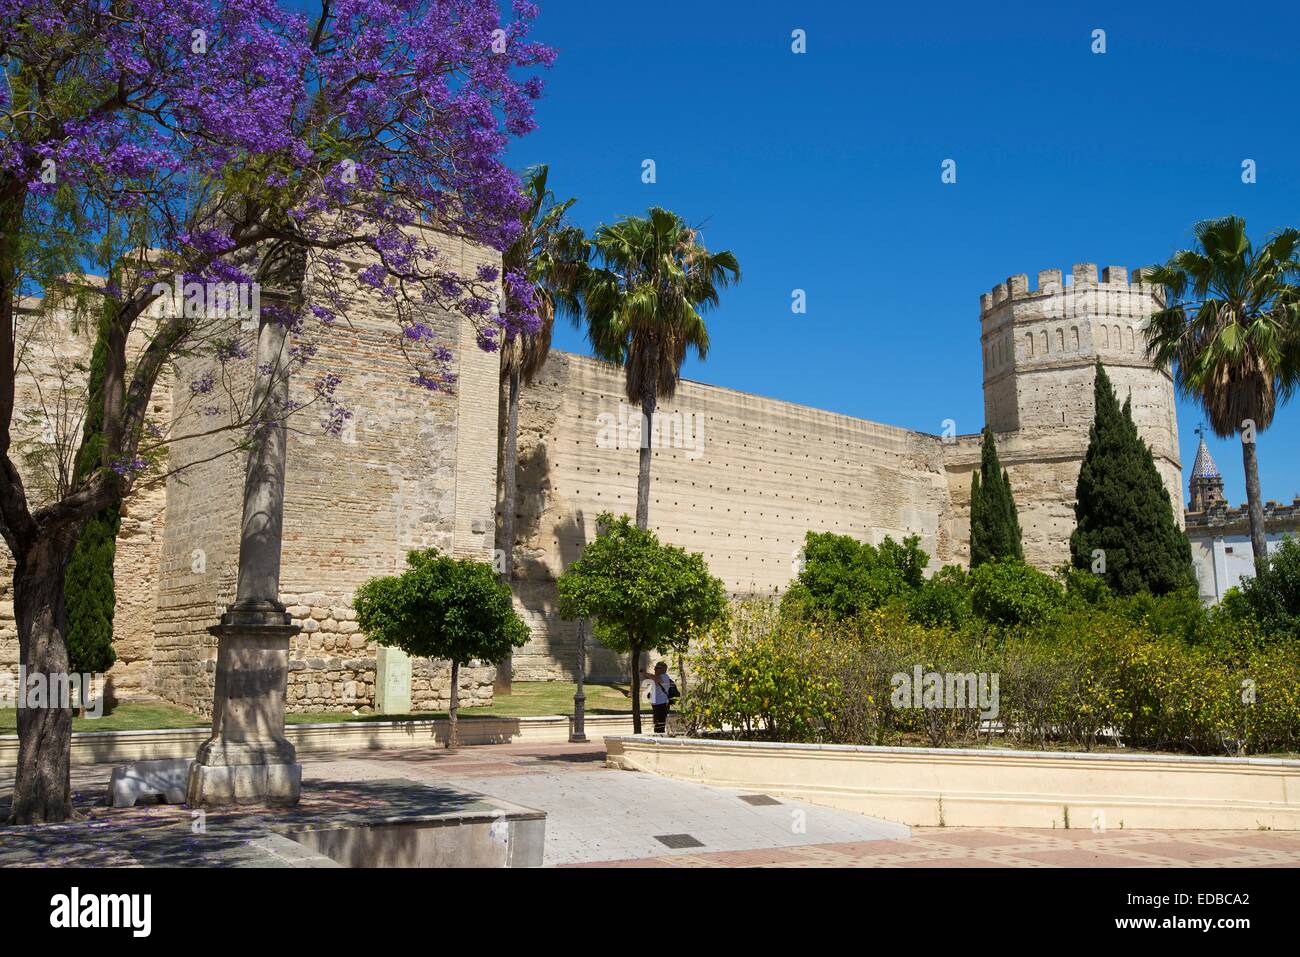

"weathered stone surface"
[109,759,193,807]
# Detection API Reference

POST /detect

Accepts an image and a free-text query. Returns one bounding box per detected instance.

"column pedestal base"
[187,608,302,808]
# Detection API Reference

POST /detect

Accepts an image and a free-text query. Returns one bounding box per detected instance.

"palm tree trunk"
[495,367,521,695]
[1241,434,1269,573]
[636,389,656,530]
[447,659,460,750]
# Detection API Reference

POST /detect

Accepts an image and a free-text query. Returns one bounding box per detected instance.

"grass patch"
[288,680,633,724]
[0,701,208,735]
[1,682,633,734]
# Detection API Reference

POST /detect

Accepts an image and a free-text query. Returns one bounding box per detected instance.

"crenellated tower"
[969,263,1184,566]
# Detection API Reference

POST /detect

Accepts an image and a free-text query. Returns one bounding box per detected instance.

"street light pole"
[570,618,587,743]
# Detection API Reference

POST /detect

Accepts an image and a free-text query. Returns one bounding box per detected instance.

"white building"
[1183,435,1300,602]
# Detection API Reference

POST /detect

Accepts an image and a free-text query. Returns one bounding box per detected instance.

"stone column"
[188,304,302,807]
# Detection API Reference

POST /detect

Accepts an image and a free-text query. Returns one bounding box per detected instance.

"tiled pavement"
[3,740,1300,867]
[568,827,1300,868]
[306,744,909,865]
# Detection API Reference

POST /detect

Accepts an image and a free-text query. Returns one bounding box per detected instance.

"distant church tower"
[1188,431,1226,512]
[973,263,1184,566]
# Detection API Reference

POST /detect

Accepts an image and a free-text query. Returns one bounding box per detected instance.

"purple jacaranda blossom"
[190,371,217,396]
[215,339,250,363]
[111,456,148,478]
[0,0,556,560]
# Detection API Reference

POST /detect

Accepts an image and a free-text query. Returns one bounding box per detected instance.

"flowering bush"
[682,600,1300,755]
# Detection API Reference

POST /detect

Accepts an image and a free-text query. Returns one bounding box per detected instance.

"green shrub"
[1237,535,1300,638]
[684,597,1299,756]
[1242,644,1300,753]
[782,531,928,620]
[906,565,972,628]
[969,559,1063,627]
[680,601,836,741]
[1059,564,1114,608]
[1111,587,1211,644]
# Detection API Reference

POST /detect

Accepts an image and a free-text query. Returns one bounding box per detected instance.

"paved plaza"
[2,740,1299,867]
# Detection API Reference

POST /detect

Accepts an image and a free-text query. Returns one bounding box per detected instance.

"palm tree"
[1143,216,1300,573]
[584,207,740,529]
[495,165,585,692]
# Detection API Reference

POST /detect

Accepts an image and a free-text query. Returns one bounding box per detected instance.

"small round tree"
[557,513,729,734]
[353,549,530,749]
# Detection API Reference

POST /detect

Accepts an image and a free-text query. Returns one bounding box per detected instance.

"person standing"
[640,661,677,734]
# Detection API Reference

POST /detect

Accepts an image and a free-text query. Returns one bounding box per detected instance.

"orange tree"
[557,513,728,734]
[353,549,529,749]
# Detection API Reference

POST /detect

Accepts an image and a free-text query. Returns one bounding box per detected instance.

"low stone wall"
[605,736,1300,830]
[278,591,493,715]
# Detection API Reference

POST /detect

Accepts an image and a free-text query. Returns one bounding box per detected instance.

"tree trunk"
[635,389,656,530]
[8,529,80,824]
[630,642,643,734]
[0,181,27,458]
[1242,434,1269,574]
[495,367,521,695]
[447,659,460,750]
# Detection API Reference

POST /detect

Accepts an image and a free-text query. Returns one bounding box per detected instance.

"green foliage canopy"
[353,549,530,666]
[1236,536,1300,638]
[1070,360,1194,596]
[969,427,1023,567]
[782,531,928,620]
[556,513,729,656]
[969,559,1063,627]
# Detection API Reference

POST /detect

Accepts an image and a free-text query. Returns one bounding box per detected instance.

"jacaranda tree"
[1,0,554,823]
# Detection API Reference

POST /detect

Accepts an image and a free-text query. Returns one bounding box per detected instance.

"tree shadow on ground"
[0,777,495,868]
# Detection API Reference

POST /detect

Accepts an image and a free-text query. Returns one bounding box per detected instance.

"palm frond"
[501,164,587,385]
[1143,216,1300,436]
[582,207,740,403]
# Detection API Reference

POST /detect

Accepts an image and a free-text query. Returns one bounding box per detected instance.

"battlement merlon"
[980,263,1166,322]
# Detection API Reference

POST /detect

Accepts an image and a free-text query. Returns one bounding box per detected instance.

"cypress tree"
[969,426,1024,566]
[64,303,120,679]
[1070,360,1194,595]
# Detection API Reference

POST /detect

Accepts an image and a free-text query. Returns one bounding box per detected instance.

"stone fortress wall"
[503,351,957,681]
[3,233,503,715]
[148,233,504,716]
[506,264,1185,680]
[3,259,1188,706]
[0,291,170,701]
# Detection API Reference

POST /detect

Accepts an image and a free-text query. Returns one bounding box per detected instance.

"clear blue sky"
[505,0,1300,508]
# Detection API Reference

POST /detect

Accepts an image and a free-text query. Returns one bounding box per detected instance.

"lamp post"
[570,618,587,743]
